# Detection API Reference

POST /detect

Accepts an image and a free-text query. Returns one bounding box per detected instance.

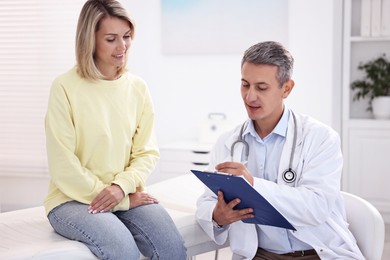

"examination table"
[0,175,229,259]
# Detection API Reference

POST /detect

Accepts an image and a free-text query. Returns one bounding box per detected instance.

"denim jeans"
[48,201,187,260]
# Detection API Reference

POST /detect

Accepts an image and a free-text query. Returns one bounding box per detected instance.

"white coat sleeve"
[195,132,233,245]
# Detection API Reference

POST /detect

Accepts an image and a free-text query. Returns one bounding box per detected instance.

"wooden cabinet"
[342,0,390,222]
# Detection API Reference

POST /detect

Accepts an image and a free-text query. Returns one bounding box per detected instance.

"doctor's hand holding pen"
[215,161,254,186]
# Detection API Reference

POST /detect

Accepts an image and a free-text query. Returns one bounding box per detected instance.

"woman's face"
[95,16,131,79]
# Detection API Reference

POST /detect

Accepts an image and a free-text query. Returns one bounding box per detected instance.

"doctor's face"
[241,62,293,126]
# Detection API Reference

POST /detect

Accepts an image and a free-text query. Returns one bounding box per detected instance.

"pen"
[213,170,232,176]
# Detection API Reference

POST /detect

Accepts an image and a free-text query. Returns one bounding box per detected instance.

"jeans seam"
[49,209,106,259]
[119,216,159,259]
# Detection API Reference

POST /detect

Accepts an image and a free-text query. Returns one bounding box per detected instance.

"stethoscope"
[230,111,298,183]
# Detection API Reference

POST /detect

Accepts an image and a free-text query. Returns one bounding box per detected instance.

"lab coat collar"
[224,107,292,161]
[242,107,290,140]
[223,108,304,167]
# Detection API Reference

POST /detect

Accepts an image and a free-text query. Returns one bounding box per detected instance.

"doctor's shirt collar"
[243,107,290,140]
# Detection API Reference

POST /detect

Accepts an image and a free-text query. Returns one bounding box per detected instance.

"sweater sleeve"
[45,79,107,204]
[112,81,160,210]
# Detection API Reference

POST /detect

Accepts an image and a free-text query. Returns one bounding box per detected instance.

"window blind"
[0,1,84,177]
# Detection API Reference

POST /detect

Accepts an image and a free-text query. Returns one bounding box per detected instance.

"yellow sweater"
[44,67,159,215]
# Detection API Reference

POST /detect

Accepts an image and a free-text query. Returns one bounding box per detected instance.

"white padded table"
[0,206,97,260]
[0,175,228,259]
[146,174,205,214]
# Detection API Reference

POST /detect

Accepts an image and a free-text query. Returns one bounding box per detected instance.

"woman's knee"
[117,204,187,259]
[48,202,141,260]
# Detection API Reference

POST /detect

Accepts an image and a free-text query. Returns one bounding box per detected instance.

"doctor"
[196,41,364,260]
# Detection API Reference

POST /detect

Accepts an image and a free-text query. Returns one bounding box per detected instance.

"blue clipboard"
[191,169,295,230]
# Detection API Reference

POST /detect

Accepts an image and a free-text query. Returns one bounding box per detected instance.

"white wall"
[126,0,343,146]
[287,0,343,132]
[126,1,245,145]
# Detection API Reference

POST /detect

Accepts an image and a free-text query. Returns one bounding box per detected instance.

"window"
[0,1,84,177]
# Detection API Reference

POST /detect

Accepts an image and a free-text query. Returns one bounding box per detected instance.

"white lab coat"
[196,111,364,260]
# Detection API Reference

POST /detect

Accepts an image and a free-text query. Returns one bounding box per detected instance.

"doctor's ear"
[282,80,294,98]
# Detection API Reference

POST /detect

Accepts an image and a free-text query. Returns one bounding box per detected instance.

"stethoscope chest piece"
[282,168,296,183]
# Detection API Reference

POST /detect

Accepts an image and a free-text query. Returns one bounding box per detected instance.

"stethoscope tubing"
[231,111,297,183]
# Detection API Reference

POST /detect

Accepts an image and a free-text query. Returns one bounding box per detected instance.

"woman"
[44,0,186,259]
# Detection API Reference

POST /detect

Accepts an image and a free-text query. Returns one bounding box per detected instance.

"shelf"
[342,0,390,223]
[344,118,390,128]
[350,36,390,42]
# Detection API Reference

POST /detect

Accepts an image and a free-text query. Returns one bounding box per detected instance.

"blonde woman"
[44,0,186,259]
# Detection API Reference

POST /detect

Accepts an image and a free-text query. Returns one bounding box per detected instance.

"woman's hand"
[88,184,124,214]
[129,192,159,208]
[215,161,254,186]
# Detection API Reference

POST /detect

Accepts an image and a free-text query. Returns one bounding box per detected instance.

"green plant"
[351,54,390,111]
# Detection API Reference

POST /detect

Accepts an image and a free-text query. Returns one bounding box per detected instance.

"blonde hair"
[75,0,135,81]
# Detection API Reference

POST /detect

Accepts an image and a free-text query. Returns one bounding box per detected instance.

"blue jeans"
[48,201,187,260]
